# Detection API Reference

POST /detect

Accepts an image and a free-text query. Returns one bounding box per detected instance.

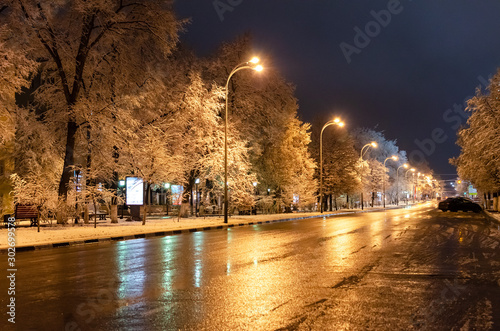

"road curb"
[1,204,415,253]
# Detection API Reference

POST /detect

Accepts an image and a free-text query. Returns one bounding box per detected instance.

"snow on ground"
[0,210,363,249]
[487,211,500,225]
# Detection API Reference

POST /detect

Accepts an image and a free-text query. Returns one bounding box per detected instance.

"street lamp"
[195,178,200,217]
[383,155,398,208]
[359,141,377,210]
[396,163,409,205]
[164,183,170,215]
[361,141,377,159]
[416,173,423,201]
[118,180,126,219]
[319,117,345,213]
[224,57,263,223]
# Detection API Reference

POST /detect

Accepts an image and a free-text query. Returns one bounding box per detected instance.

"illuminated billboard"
[126,177,144,205]
[171,185,183,206]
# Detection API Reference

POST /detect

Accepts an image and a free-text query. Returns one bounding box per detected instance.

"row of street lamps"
[318,117,439,211]
[222,58,438,221]
[318,117,401,212]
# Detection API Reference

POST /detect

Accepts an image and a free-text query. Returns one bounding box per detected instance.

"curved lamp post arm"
[360,144,372,159]
[319,120,344,213]
[223,60,261,223]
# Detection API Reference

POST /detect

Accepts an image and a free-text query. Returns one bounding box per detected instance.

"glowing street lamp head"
[249,57,260,64]
[371,142,378,148]
[411,168,415,172]
[391,155,399,161]
[338,122,345,127]
[334,118,340,123]
[254,64,263,72]
[403,163,409,168]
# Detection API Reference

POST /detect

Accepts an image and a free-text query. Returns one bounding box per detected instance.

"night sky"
[173,0,500,176]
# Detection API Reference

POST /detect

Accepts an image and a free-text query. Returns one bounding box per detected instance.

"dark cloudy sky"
[173,0,500,177]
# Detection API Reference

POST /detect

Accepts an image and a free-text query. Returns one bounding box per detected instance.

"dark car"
[438,197,482,213]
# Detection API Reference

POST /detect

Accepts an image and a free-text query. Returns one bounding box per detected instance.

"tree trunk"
[84,203,89,224]
[190,186,194,216]
[57,120,77,223]
[110,160,119,223]
[142,182,150,225]
[110,205,118,223]
[93,200,97,228]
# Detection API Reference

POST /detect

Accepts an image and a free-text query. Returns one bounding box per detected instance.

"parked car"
[438,197,482,213]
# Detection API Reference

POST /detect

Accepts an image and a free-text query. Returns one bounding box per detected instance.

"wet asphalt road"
[3,202,500,330]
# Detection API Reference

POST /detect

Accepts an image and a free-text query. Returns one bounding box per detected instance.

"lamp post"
[416,173,422,201]
[319,118,345,213]
[195,178,200,217]
[164,183,170,215]
[405,168,415,203]
[359,142,377,210]
[252,182,258,215]
[412,172,417,203]
[223,57,263,223]
[383,155,398,208]
[396,163,409,205]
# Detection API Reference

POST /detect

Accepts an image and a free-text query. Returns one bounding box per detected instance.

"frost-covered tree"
[0,24,38,144]
[256,116,317,210]
[311,116,360,211]
[9,106,61,215]
[204,34,317,212]
[1,0,182,201]
[364,159,387,207]
[352,128,409,205]
[119,68,227,220]
[0,17,39,214]
[454,68,500,205]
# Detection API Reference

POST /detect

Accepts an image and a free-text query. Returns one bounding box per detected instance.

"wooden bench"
[15,204,39,227]
[85,204,107,220]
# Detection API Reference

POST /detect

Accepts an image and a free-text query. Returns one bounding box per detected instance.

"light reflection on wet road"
[3,202,500,330]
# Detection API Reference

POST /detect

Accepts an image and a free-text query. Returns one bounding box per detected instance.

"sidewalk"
[485,210,500,225]
[0,204,413,252]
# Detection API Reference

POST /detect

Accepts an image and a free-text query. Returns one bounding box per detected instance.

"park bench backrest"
[15,204,38,219]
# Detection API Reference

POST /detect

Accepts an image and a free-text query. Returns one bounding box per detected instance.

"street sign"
[468,185,477,195]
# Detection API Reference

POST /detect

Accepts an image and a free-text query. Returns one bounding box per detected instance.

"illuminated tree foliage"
[2,5,318,217]
[454,68,500,195]
[1,0,182,200]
